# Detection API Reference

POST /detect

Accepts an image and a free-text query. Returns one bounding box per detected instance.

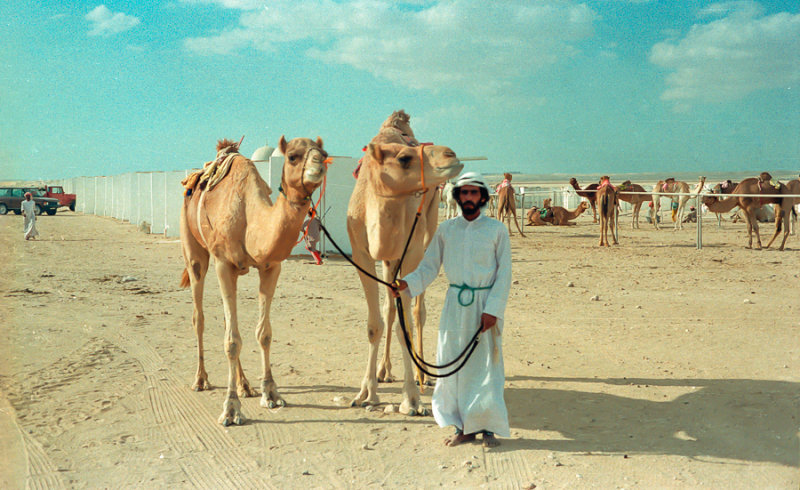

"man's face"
[457,185,482,215]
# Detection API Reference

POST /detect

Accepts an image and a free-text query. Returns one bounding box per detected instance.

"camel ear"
[278,135,288,155]
[367,143,383,163]
[315,137,324,149]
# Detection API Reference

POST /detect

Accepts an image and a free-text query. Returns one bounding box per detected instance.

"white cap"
[453,172,489,191]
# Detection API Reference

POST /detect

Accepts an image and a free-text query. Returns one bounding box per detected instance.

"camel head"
[377,110,418,145]
[569,177,579,186]
[578,201,589,211]
[278,136,328,200]
[364,142,463,196]
[503,172,513,181]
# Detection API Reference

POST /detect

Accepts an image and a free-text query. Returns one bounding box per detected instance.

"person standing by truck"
[21,192,39,240]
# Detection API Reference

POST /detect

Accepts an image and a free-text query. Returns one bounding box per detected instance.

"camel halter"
[310,144,482,379]
[279,148,331,206]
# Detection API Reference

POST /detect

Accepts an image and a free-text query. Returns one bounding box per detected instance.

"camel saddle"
[182,146,240,196]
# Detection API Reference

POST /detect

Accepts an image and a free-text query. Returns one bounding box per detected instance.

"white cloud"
[86,5,140,36]
[181,0,597,96]
[649,2,800,107]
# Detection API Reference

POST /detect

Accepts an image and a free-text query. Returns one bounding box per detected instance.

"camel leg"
[351,250,383,408]
[256,263,285,409]
[632,202,642,229]
[394,291,426,416]
[215,259,245,426]
[590,201,597,223]
[765,206,789,251]
[377,261,396,383]
[412,292,432,387]
[181,215,211,392]
[612,204,619,245]
[652,199,660,230]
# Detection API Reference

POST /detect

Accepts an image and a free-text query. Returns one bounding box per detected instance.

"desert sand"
[1,208,798,489]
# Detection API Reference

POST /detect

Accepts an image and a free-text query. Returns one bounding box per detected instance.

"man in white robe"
[393,172,512,447]
[22,192,40,240]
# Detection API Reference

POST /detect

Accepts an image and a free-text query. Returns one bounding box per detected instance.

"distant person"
[302,210,323,265]
[21,192,39,240]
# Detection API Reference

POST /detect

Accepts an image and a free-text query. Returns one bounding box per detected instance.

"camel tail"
[180,269,190,288]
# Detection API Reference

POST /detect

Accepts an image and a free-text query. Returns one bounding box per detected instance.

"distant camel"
[442,181,458,219]
[569,178,599,223]
[525,198,554,226]
[617,180,652,229]
[496,173,526,236]
[550,201,589,225]
[701,173,793,250]
[651,178,691,230]
[596,176,618,246]
[708,179,739,226]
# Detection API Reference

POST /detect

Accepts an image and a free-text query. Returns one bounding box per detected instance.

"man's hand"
[480,313,497,332]
[390,280,408,298]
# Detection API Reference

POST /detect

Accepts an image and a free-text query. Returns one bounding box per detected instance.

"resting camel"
[700,173,792,250]
[569,178,599,223]
[442,181,458,219]
[651,178,691,230]
[347,124,462,415]
[597,176,618,246]
[550,201,590,225]
[526,198,554,226]
[617,180,652,229]
[179,136,327,426]
[496,173,526,236]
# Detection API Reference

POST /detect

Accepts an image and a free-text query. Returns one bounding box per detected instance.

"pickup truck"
[39,185,77,211]
[0,187,60,215]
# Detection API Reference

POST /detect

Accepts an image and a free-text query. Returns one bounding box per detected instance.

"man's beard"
[459,201,479,214]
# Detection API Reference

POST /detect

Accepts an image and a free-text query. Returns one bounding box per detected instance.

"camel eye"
[398,155,412,168]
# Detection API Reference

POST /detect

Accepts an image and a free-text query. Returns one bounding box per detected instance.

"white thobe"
[22,200,39,240]
[403,213,512,437]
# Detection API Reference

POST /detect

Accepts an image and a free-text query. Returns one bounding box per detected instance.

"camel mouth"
[434,162,464,177]
[304,166,326,184]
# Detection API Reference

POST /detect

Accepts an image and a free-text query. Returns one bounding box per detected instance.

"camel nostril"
[444,151,455,158]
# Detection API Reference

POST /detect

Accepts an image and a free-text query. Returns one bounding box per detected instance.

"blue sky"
[1,0,798,180]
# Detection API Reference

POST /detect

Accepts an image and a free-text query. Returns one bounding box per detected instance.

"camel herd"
[178,110,799,426]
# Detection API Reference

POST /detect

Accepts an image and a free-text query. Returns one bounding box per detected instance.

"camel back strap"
[182,147,239,195]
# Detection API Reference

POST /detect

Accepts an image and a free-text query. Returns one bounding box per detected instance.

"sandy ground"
[1,209,798,489]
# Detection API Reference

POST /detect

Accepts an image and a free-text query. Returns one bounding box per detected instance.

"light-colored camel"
[597,176,618,246]
[617,180,652,229]
[569,178,599,223]
[651,178,691,230]
[496,173,526,236]
[785,176,800,235]
[486,194,497,217]
[701,173,792,250]
[550,201,589,225]
[355,110,441,389]
[442,181,458,219]
[347,134,462,415]
[179,136,327,426]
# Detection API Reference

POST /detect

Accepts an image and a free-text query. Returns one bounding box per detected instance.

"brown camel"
[651,178,691,230]
[347,132,462,415]
[596,176,618,246]
[701,173,792,250]
[617,180,652,229]
[496,173,526,236]
[708,179,739,226]
[179,136,327,426]
[526,198,554,226]
[550,201,590,225]
[569,178,599,223]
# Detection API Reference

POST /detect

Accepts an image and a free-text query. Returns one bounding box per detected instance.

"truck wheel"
[34,204,42,215]
[69,201,76,212]
[0,203,7,215]
[46,210,57,216]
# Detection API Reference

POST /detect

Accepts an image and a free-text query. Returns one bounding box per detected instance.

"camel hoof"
[192,379,210,391]
[218,411,244,426]
[268,399,285,409]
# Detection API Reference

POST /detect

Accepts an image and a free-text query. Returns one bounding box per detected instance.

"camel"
[617,180,652,229]
[707,179,739,226]
[784,176,800,235]
[526,198,554,226]
[569,178,599,223]
[651,178,691,230]
[486,194,497,217]
[550,201,590,225]
[700,173,792,250]
[442,181,458,219]
[596,176,618,246]
[347,122,463,415]
[179,136,327,426]
[496,173,526,236]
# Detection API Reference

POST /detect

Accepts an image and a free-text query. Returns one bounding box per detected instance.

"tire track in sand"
[484,448,537,489]
[20,429,66,490]
[113,329,277,489]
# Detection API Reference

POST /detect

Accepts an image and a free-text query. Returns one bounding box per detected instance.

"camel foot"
[238,378,257,398]
[218,395,244,426]
[192,376,210,392]
[260,393,286,409]
[377,363,393,383]
[399,399,428,416]
[350,389,379,408]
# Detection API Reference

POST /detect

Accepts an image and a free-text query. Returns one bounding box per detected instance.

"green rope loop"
[449,283,493,307]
